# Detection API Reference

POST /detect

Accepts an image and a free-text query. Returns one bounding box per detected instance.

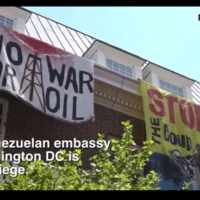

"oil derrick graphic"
[19,54,46,113]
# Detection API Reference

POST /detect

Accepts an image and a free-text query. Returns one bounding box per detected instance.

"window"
[0,15,13,29]
[159,79,184,97]
[106,58,133,77]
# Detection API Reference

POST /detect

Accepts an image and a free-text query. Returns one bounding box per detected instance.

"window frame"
[159,79,184,97]
[106,58,133,78]
[0,15,14,29]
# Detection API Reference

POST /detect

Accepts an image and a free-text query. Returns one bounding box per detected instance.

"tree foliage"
[0,121,161,190]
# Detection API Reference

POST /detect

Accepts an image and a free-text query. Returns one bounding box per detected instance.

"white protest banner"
[0,25,94,123]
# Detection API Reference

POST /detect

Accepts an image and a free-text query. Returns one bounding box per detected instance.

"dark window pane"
[113,61,119,71]
[0,15,5,24]
[120,64,125,74]
[178,87,183,94]
[6,18,13,28]
[166,83,171,91]
[126,67,132,76]
[106,59,112,67]
[159,80,165,86]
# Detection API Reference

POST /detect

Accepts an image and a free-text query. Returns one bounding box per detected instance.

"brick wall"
[0,91,145,169]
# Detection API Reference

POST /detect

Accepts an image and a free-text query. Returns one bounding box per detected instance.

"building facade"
[0,7,200,189]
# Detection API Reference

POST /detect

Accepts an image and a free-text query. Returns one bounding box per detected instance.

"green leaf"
[0,120,162,191]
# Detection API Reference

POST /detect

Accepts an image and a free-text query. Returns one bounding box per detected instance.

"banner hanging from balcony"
[0,25,94,123]
[140,80,200,190]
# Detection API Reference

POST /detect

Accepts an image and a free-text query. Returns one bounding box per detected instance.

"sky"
[23,6,200,82]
